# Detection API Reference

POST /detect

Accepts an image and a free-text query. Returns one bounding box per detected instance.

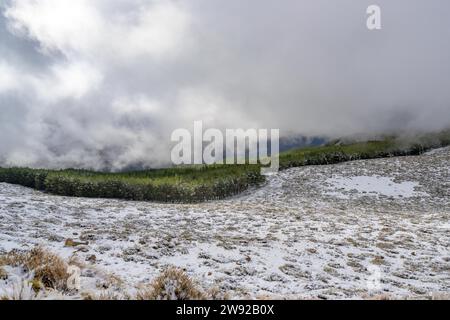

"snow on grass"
[325,175,428,199]
[424,146,450,155]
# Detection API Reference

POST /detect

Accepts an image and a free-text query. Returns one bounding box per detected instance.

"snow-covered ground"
[325,176,427,199]
[0,147,449,299]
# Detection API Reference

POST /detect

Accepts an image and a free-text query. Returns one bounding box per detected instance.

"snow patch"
[325,175,428,199]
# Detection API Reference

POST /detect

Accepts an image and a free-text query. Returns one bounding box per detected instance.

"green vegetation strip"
[0,131,448,202]
[0,165,263,203]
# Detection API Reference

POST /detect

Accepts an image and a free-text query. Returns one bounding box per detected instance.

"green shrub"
[278,130,450,169]
[5,164,262,203]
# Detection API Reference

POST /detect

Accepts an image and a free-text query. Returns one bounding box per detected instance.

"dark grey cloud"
[0,0,449,169]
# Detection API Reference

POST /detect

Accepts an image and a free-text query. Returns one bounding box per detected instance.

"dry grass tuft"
[137,267,205,300]
[1,250,229,300]
[0,250,23,266]
[0,267,7,280]
[0,247,69,291]
[430,293,450,300]
[205,286,230,300]
[25,247,69,290]
[363,293,392,300]
[82,290,130,300]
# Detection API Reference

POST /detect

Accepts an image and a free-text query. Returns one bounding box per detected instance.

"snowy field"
[1,147,449,299]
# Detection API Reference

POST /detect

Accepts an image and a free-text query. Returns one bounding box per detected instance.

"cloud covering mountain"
[1,0,449,169]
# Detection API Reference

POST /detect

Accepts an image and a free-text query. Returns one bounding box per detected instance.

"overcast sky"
[1,0,449,169]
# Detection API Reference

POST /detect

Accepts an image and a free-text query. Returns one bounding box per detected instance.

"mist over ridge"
[1,0,449,170]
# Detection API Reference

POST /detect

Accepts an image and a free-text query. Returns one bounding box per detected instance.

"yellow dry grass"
[137,267,205,300]
[0,247,69,291]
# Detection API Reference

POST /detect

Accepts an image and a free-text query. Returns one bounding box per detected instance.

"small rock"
[65,238,89,247]
[65,238,75,247]
[77,246,90,253]
[80,234,96,241]
[264,273,285,282]
[86,255,97,263]
[48,235,65,242]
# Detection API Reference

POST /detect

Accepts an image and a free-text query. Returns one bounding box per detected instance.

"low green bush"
[0,165,262,203]
[278,130,450,169]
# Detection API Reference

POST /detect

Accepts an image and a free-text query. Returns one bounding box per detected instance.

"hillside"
[0,130,449,203]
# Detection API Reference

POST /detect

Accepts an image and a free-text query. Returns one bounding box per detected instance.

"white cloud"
[112,95,161,116]
[0,0,449,169]
[32,62,103,102]
[123,2,190,58]
[5,0,190,60]
[5,0,103,56]
[0,62,19,93]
